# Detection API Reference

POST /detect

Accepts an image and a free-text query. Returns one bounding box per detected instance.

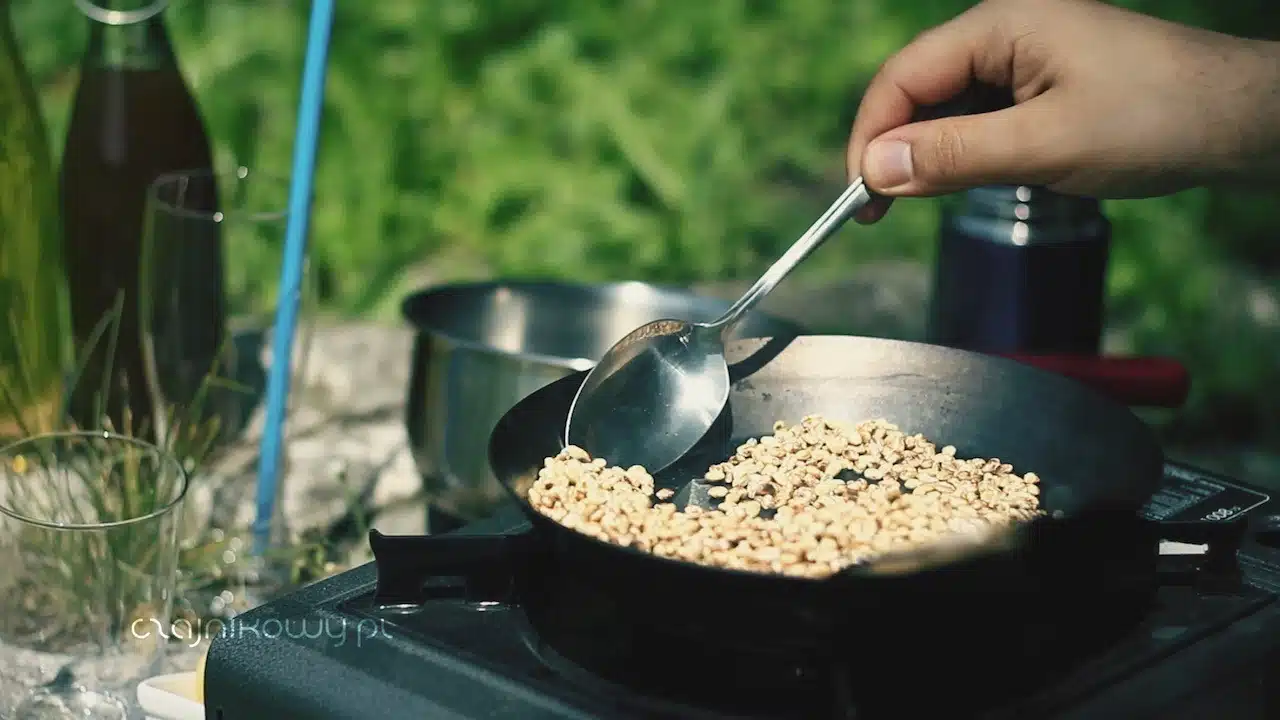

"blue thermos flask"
[927,185,1111,354]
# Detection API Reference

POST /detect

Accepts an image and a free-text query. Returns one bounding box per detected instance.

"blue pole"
[253,0,336,555]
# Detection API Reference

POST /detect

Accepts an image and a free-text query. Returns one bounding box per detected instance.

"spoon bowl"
[564,318,729,469]
[565,179,873,473]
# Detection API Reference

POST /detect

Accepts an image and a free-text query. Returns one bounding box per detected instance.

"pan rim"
[492,333,1164,585]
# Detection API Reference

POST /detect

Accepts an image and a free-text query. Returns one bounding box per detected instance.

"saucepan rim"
[400,279,804,371]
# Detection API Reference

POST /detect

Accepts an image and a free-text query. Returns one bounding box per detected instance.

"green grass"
[7,0,1280,446]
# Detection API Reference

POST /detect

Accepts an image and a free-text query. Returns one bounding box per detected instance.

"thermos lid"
[957,185,1102,224]
[945,185,1108,246]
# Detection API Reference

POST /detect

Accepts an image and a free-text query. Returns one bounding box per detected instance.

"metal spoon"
[564,178,874,472]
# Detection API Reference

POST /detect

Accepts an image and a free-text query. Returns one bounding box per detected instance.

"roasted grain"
[527,415,1043,578]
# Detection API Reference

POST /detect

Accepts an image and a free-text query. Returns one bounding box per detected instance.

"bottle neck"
[78,0,175,71]
[78,0,169,19]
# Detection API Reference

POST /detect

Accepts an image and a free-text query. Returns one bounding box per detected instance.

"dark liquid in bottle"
[60,52,223,437]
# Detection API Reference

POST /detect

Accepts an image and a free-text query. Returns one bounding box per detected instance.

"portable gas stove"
[205,460,1280,720]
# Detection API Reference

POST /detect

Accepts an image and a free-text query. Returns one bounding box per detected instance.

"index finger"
[847,3,1013,221]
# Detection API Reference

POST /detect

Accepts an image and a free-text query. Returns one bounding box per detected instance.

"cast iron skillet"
[487,335,1244,657]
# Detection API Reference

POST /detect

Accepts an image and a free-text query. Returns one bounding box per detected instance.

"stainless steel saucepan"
[401,280,803,529]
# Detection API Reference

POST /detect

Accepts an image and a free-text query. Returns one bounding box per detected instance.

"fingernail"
[864,140,913,189]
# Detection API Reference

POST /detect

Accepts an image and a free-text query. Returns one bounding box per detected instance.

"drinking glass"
[0,432,188,719]
[140,166,314,445]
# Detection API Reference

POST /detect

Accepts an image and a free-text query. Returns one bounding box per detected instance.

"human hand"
[846,0,1280,223]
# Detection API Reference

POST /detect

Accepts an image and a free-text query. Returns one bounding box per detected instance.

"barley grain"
[528,415,1044,578]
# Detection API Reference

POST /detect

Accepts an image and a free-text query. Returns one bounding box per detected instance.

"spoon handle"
[709,178,872,336]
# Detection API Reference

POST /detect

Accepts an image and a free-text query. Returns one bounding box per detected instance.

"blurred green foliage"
[10,0,1280,446]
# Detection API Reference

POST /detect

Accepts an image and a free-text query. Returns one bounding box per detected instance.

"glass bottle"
[0,0,68,439]
[927,185,1112,354]
[59,0,224,438]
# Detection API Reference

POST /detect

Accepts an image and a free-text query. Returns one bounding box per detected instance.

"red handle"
[998,354,1190,409]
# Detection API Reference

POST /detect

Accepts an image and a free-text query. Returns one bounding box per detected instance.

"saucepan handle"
[998,354,1190,409]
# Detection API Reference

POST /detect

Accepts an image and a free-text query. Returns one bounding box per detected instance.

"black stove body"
[205,462,1280,720]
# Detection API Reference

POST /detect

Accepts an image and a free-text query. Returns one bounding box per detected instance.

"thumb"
[861,105,1060,196]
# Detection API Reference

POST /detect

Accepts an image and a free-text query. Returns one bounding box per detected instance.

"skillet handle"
[367,529,534,606]
[998,354,1190,409]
